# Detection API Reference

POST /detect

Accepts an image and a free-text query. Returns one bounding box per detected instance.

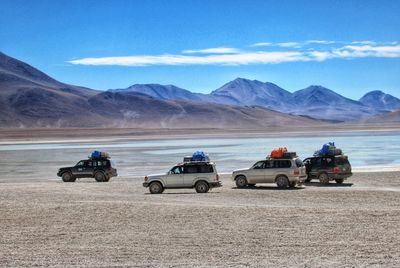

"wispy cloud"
[69,41,400,66]
[69,52,307,66]
[250,42,272,47]
[182,47,240,54]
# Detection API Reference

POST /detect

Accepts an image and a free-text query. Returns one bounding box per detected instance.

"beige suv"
[143,161,221,194]
[232,157,306,189]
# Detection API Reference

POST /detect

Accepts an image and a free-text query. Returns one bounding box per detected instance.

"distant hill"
[0,52,325,128]
[290,85,375,121]
[362,109,400,124]
[359,90,400,112]
[111,83,207,102]
[208,78,295,111]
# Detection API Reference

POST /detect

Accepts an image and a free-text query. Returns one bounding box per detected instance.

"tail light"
[144,176,148,182]
[216,174,220,181]
[293,168,300,176]
[333,167,340,173]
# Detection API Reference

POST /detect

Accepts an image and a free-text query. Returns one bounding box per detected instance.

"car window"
[183,165,198,174]
[170,166,183,174]
[85,161,92,167]
[76,161,84,167]
[199,164,213,173]
[252,161,265,169]
[273,160,291,168]
[335,157,349,165]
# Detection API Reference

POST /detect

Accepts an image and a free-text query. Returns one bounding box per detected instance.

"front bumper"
[143,182,150,187]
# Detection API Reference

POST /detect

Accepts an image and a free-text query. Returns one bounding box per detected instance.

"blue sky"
[1,0,399,99]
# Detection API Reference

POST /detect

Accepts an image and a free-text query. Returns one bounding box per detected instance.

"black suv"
[303,155,352,184]
[57,158,117,182]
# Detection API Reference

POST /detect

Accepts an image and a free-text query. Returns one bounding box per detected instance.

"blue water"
[0,133,399,180]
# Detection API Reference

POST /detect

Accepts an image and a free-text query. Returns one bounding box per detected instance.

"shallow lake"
[1,132,399,181]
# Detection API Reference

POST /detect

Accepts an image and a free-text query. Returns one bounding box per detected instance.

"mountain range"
[112,78,400,122]
[0,51,399,128]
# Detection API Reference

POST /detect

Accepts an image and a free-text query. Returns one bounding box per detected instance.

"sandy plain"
[0,172,399,267]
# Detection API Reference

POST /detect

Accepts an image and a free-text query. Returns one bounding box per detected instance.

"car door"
[72,160,88,178]
[250,161,266,183]
[165,166,184,187]
[263,160,275,182]
[183,164,200,187]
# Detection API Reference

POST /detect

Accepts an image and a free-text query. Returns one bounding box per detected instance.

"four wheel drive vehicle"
[143,161,221,194]
[303,155,352,184]
[232,157,306,189]
[57,158,118,182]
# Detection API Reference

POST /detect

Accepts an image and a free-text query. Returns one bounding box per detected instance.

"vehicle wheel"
[195,181,209,193]
[104,176,110,182]
[94,171,106,182]
[62,172,75,182]
[318,173,330,184]
[335,179,344,184]
[235,176,248,188]
[305,176,311,183]
[276,176,289,189]
[289,181,296,188]
[149,182,164,194]
[248,184,256,187]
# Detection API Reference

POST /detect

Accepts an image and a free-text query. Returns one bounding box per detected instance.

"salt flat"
[0,172,399,267]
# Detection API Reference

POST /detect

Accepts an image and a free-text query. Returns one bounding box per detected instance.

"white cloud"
[333,45,400,58]
[69,51,307,66]
[306,40,336,45]
[68,42,400,66]
[276,42,301,48]
[182,47,240,54]
[250,42,272,47]
[351,40,377,45]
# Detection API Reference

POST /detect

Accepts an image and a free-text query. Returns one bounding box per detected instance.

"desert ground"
[1,172,399,267]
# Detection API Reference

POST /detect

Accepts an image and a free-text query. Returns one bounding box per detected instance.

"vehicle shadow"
[232,185,303,191]
[304,182,353,187]
[144,191,220,195]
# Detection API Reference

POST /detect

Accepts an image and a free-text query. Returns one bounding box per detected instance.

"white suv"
[143,161,221,194]
[232,157,306,189]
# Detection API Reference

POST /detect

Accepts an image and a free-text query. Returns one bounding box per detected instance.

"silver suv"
[143,161,221,194]
[232,157,306,189]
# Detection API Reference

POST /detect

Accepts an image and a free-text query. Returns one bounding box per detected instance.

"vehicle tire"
[276,176,289,189]
[195,181,209,193]
[335,178,344,184]
[94,171,107,182]
[248,184,256,187]
[235,176,248,188]
[318,173,330,184]
[104,175,111,182]
[305,176,311,183]
[149,182,164,194]
[62,172,75,182]
[289,181,296,188]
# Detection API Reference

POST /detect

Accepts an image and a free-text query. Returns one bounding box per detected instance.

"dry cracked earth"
[0,172,399,267]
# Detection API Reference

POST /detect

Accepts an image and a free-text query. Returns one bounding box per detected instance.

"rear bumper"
[330,172,352,180]
[106,170,118,178]
[209,181,222,188]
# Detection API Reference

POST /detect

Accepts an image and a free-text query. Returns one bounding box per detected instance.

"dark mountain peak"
[0,52,59,86]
